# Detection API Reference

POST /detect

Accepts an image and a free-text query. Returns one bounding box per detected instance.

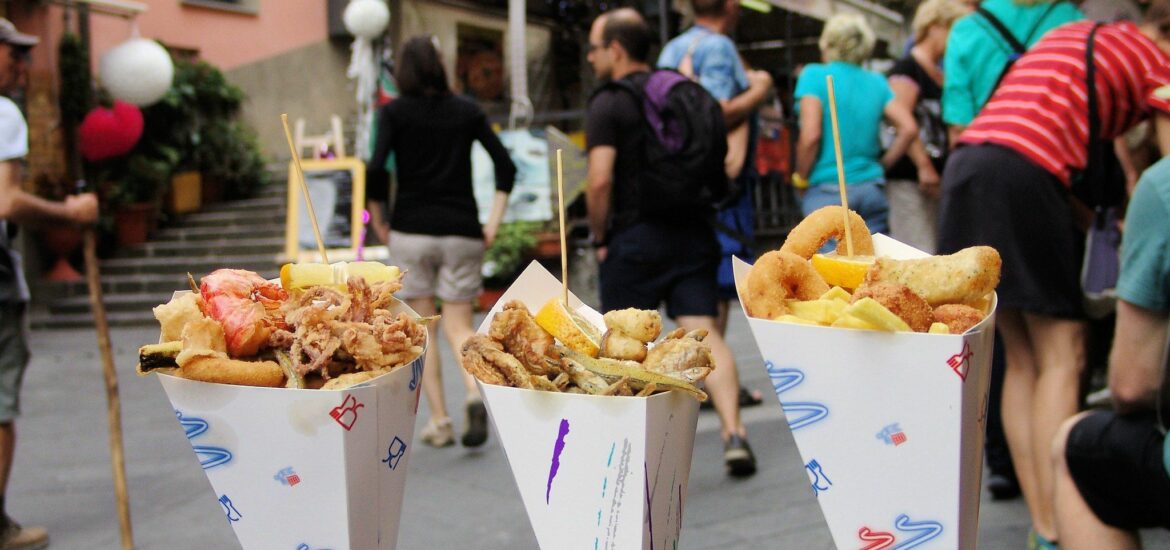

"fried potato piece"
[490,300,559,375]
[602,309,662,342]
[153,292,205,343]
[852,282,934,333]
[864,246,1001,306]
[933,304,985,334]
[843,298,912,332]
[928,322,951,334]
[787,299,848,325]
[178,355,285,387]
[600,330,647,362]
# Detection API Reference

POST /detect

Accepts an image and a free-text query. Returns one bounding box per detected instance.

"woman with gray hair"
[793,13,917,233]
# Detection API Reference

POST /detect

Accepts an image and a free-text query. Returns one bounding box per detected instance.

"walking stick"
[82,228,134,550]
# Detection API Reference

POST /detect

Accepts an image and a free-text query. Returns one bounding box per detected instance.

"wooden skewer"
[280,114,329,263]
[826,75,855,257]
[556,148,568,306]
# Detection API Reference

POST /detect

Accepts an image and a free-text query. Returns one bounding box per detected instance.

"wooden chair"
[294,115,347,159]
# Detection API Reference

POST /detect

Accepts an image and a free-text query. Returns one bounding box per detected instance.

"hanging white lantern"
[344,0,390,39]
[99,38,174,106]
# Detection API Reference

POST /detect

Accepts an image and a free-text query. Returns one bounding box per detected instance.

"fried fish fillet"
[490,300,560,375]
[864,246,1001,307]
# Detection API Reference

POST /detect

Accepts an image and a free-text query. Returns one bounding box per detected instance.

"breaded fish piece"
[864,246,1001,307]
[602,308,662,343]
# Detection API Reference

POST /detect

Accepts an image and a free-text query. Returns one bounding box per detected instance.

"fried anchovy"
[558,346,708,402]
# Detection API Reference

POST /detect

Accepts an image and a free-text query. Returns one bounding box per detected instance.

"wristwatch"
[792,173,810,190]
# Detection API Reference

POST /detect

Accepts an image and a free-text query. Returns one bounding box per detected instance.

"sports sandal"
[1028,529,1060,550]
[724,434,758,478]
[461,398,489,448]
[419,418,455,447]
[0,517,48,550]
[700,385,765,410]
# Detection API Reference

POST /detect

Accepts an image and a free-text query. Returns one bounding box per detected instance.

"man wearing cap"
[0,17,97,550]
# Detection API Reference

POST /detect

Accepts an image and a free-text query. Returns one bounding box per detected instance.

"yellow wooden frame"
[284,157,366,263]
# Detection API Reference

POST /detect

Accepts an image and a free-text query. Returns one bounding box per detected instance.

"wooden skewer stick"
[280,114,329,263]
[825,75,855,257]
[556,148,568,306]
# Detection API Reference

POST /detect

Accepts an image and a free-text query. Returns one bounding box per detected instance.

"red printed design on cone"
[946,342,973,381]
[329,394,365,431]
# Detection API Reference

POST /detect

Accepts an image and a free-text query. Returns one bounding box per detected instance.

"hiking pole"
[82,222,134,550]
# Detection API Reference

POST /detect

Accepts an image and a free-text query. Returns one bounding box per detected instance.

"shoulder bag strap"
[976,6,1027,54]
[1085,23,1105,210]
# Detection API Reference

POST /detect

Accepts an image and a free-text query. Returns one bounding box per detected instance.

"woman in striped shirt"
[938,5,1170,547]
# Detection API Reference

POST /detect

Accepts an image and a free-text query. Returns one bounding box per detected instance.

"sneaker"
[0,518,48,550]
[1028,529,1059,550]
[461,398,489,448]
[419,418,455,447]
[724,434,758,478]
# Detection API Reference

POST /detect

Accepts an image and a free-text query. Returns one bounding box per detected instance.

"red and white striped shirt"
[960,21,1170,184]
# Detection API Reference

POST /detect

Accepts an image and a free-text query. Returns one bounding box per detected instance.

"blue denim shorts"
[801,181,889,235]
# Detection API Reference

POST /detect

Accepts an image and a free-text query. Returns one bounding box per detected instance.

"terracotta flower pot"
[114,202,155,247]
[39,225,83,281]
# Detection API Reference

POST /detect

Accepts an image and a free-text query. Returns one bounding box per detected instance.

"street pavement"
[9,305,1169,549]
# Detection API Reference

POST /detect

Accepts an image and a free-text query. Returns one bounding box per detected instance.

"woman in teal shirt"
[794,13,917,233]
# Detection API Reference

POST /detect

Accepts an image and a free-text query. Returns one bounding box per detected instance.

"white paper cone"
[157,300,426,550]
[733,235,996,549]
[477,262,701,549]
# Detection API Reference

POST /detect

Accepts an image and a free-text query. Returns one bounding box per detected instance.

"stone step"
[99,254,280,276]
[47,291,179,316]
[194,195,285,215]
[119,237,285,258]
[31,310,159,329]
[36,270,281,301]
[153,224,285,242]
[172,208,286,228]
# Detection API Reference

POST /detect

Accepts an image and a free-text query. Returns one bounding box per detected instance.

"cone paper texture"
[479,262,700,549]
[733,235,996,549]
[157,298,426,550]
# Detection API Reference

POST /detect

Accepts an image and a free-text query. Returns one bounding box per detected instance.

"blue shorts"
[801,181,889,235]
[600,222,719,319]
[0,303,29,422]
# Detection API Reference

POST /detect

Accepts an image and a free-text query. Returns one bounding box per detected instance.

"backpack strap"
[976,6,1026,55]
[977,2,1065,111]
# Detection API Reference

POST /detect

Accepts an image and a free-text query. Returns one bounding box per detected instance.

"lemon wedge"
[280,261,401,290]
[535,298,602,357]
[811,253,875,290]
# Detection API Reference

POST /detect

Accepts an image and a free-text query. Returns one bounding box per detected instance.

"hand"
[483,223,499,247]
[374,223,390,245]
[747,69,773,92]
[595,246,608,263]
[65,193,98,224]
[918,167,941,199]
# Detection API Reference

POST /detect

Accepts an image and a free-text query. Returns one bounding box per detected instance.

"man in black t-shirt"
[584,8,757,477]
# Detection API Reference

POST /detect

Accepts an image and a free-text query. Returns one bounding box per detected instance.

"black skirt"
[938,144,1085,319]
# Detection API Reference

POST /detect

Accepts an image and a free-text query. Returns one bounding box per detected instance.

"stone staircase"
[30,183,287,329]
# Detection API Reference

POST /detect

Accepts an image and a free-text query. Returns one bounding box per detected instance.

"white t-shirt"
[0,96,28,162]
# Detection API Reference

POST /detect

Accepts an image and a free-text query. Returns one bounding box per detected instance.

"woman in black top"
[885,0,969,254]
[366,36,516,449]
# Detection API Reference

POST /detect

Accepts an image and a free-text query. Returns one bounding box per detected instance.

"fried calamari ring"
[852,282,934,333]
[744,250,831,319]
[780,205,875,259]
[933,304,986,334]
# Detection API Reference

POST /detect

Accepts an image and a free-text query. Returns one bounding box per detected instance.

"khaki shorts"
[389,231,485,302]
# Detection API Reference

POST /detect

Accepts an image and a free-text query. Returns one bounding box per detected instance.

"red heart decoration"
[79,100,144,161]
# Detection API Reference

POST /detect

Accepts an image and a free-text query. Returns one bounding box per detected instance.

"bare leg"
[439,301,480,399]
[715,300,730,336]
[1026,313,1087,540]
[677,315,743,439]
[409,297,448,423]
[1053,412,1139,550]
[996,310,1045,535]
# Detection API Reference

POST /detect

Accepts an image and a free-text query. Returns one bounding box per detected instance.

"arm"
[794,96,822,180]
[888,77,940,193]
[365,107,394,243]
[366,199,389,244]
[475,115,517,246]
[1115,137,1139,196]
[1107,299,1169,414]
[720,70,772,127]
[586,145,616,249]
[0,161,96,225]
[1155,112,1170,157]
[881,98,919,170]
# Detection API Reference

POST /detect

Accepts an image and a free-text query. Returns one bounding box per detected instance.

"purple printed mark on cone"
[547,418,570,504]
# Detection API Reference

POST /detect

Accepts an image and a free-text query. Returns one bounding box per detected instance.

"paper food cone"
[478,262,700,549]
[733,235,996,549]
[157,299,426,550]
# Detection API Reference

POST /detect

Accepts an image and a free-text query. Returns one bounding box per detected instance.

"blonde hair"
[912,0,970,44]
[819,13,876,65]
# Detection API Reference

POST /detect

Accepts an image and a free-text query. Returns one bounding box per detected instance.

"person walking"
[0,18,97,550]
[584,8,757,477]
[937,6,1170,546]
[366,36,516,449]
[793,13,918,234]
[656,0,774,409]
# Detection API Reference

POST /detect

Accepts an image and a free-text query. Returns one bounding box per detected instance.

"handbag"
[1078,23,1124,318]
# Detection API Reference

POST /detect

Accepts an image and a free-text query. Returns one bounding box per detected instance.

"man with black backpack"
[584,8,757,477]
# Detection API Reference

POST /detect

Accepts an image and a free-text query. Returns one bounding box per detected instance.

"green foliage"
[198,119,269,200]
[483,220,542,284]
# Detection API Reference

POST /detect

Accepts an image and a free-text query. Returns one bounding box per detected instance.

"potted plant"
[104,146,178,246]
[479,220,541,310]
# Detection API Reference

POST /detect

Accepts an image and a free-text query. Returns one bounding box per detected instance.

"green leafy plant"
[482,220,542,285]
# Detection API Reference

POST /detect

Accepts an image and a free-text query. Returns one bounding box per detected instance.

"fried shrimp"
[865,246,1001,306]
[743,250,831,319]
[933,304,986,334]
[853,282,934,333]
[780,206,875,259]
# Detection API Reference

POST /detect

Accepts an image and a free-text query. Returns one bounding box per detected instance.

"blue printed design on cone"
[765,361,829,430]
[176,410,232,470]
